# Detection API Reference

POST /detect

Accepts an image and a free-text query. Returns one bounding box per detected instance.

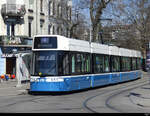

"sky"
[72,0,91,25]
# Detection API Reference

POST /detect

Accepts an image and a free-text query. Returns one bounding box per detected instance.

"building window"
[66,6,72,21]
[28,17,33,37]
[57,27,60,35]
[48,1,52,16]
[53,1,55,16]
[57,4,62,17]
[53,26,55,35]
[40,20,44,35]
[29,0,34,10]
[29,22,31,37]
[7,24,10,36]
[48,25,52,35]
[40,0,43,13]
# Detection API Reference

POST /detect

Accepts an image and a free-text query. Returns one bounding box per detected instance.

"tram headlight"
[39,72,42,77]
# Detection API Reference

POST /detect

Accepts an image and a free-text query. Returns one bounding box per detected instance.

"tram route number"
[31,77,64,82]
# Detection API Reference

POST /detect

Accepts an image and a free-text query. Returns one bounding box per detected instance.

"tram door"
[6,57,16,75]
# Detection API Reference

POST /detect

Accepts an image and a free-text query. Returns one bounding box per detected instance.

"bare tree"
[76,0,112,42]
[70,1,89,40]
[110,0,150,58]
[90,0,112,42]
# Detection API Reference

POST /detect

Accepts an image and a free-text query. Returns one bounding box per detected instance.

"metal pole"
[90,25,92,44]
[36,0,38,35]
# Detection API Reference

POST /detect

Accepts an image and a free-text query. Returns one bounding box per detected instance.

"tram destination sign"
[34,37,57,49]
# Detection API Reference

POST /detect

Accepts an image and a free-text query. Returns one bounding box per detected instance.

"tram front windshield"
[32,51,57,76]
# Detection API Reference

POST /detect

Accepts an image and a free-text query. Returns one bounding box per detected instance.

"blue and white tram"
[30,35,142,92]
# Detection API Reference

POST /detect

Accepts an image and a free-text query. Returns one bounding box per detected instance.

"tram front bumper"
[30,77,69,92]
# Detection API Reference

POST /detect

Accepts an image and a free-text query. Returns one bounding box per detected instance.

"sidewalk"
[0,79,29,96]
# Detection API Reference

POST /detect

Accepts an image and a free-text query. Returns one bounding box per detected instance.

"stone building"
[0,0,72,80]
[0,0,72,38]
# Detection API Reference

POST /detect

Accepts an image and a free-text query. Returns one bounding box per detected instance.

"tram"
[30,35,142,92]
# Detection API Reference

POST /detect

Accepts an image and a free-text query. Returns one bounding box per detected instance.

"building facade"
[0,0,72,38]
[0,0,72,80]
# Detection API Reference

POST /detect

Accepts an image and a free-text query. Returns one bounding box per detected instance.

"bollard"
[1,75,5,79]
[11,75,16,79]
[0,78,3,83]
[0,75,5,83]
[8,74,11,79]
[5,75,9,81]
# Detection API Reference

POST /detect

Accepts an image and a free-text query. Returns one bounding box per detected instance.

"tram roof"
[33,35,141,58]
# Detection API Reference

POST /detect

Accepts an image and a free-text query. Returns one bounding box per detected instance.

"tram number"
[30,78,64,82]
[30,78,44,82]
[46,78,64,82]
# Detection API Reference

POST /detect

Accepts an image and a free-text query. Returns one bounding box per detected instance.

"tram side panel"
[30,81,64,92]
[120,72,132,82]
[110,73,121,84]
[67,76,91,91]
[91,74,110,87]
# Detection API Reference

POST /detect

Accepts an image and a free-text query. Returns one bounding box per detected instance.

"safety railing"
[0,36,32,46]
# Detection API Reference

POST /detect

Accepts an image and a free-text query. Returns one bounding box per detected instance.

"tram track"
[0,74,149,113]
[105,82,148,113]
[83,77,149,113]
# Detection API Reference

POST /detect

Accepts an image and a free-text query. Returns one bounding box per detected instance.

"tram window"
[71,54,76,73]
[86,54,91,73]
[132,58,137,70]
[94,54,104,73]
[58,52,70,76]
[136,58,141,70]
[121,57,131,72]
[121,57,125,71]
[63,53,69,75]
[33,51,57,76]
[126,57,131,71]
[104,55,110,73]
[70,53,91,75]
[111,56,120,72]
[127,58,131,71]
[81,54,86,73]
[76,54,82,73]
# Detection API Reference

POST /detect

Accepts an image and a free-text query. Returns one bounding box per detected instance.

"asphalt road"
[0,73,150,113]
